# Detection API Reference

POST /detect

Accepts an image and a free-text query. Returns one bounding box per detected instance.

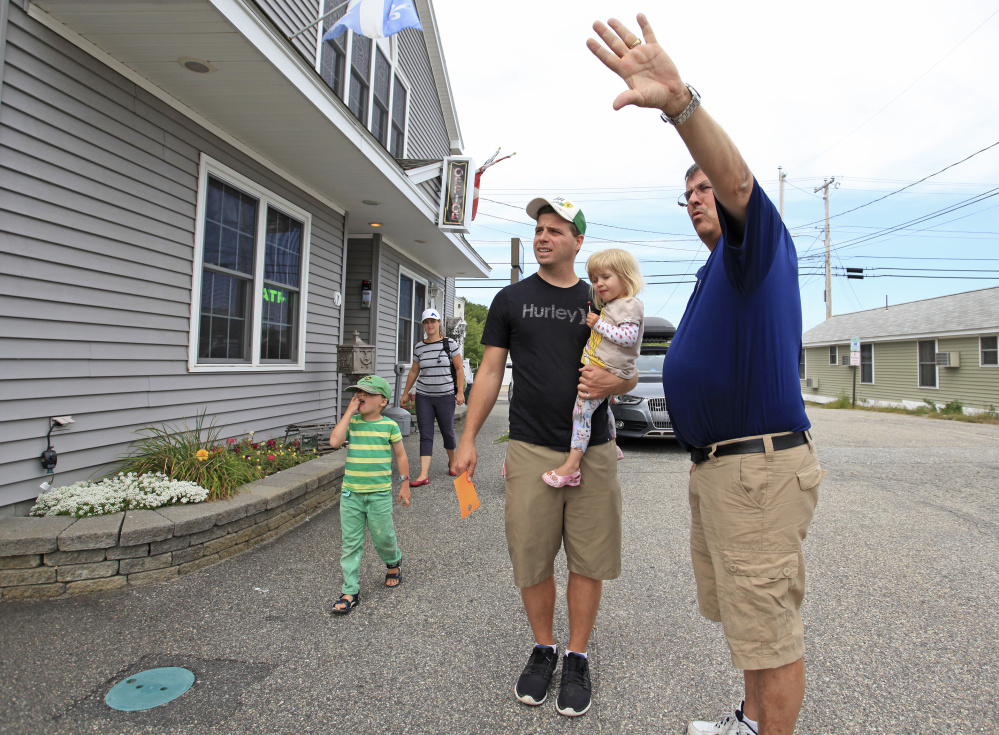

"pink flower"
[227,437,236,444]
[267,454,276,461]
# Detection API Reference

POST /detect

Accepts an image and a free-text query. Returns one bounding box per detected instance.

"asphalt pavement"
[1,403,997,734]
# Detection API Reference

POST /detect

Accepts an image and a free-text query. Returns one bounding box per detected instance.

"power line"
[827,187,999,254]
[789,139,999,229]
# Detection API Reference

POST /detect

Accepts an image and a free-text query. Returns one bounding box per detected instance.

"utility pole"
[778,166,786,221]
[814,177,837,320]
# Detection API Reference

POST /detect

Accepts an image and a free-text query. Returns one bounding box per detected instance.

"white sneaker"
[687,703,757,735]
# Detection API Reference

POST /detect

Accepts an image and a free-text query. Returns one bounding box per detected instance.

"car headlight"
[611,394,643,406]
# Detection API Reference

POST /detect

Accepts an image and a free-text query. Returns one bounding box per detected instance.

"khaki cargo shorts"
[505,439,622,588]
[689,432,825,670]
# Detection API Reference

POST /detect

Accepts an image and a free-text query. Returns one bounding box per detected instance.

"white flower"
[30,473,209,518]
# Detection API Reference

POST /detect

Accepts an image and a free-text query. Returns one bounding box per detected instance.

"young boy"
[328,374,411,615]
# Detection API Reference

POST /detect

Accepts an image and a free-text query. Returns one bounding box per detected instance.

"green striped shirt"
[342,415,402,493]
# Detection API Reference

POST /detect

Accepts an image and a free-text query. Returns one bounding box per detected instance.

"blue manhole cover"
[105,667,195,711]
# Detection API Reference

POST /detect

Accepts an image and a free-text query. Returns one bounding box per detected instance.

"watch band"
[398,474,409,482]
[660,84,701,126]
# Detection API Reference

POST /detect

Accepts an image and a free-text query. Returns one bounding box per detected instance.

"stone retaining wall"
[0,454,346,600]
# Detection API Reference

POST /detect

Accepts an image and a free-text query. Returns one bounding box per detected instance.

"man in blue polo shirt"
[589,13,827,735]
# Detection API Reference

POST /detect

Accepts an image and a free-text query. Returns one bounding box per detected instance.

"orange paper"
[453,472,480,519]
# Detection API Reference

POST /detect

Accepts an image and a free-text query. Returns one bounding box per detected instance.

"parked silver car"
[609,317,676,439]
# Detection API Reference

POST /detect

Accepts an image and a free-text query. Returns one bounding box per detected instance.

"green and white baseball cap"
[525,195,586,235]
[345,375,392,402]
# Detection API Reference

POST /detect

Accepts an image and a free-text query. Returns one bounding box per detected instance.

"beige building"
[800,287,999,413]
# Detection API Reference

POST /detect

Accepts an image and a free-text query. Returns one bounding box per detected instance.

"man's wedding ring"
[629,38,642,48]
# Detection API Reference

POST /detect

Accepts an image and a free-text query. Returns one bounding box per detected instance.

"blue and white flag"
[323,0,422,41]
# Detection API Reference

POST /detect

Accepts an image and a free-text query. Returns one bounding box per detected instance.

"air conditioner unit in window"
[806,378,818,388]
[936,352,960,367]
[840,356,851,366]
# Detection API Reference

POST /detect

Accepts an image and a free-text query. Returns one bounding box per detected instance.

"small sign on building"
[438,156,475,233]
[850,350,861,366]
[850,337,860,353]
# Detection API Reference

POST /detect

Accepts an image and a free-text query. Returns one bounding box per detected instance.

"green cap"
[345,375,392,402]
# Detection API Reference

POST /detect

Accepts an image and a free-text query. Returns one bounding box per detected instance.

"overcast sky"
[431,0,999,331]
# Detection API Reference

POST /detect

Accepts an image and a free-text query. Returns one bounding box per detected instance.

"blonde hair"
[586,248,645,309]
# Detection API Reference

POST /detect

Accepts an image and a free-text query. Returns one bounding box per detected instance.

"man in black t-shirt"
[455,195,639,718]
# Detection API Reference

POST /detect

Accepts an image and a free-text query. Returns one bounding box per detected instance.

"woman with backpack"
[401,309,465,486]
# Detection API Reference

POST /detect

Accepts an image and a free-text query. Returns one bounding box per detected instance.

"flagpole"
[288,0,352,41]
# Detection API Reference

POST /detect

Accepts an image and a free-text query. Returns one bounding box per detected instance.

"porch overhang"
[30,0,490,278]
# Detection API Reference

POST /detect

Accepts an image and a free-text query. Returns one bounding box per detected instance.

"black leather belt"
[690,431,810,464]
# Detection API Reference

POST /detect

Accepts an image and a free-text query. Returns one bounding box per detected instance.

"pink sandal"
[541,469,581,488]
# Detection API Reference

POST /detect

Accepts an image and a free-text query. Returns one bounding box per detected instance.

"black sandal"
[385,562,402,588]
[332,592,359,615]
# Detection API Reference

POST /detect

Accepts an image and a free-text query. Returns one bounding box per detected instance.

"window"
[828,345,838,365]
[316,21,410,156]
[390,75,407,157]
[319,1,348,98]
[918,340,937,388]
[190,158,310,371]
[348,35,371,124]
[860,343,873,384]
[371,49,391,146]
[982,336,998,367]
[397,272,427,362]
[798,348,805,379]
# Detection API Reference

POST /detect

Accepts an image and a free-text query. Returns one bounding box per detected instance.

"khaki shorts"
[505,439,622,588]
[689,432,825,670]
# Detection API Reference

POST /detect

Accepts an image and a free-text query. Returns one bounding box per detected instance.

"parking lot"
[1,404,997,734]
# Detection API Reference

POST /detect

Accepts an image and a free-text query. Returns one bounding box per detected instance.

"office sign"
[438,156,475,232]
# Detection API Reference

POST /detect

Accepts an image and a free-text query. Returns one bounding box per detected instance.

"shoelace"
[561,657,590,689]
[526,650,556,675]
[710,714,740,734]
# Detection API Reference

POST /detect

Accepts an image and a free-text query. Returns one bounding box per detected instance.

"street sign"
[850,337,860,353]
[850,351,861,366]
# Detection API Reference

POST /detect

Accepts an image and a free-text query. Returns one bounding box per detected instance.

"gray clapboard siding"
[257,0,320,63]
[396,27,449,159]
[2,274,190,321]
[0,7,346,508]
[344,238,375,343]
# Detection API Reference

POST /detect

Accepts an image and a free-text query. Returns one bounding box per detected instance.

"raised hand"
[586,14,687,116]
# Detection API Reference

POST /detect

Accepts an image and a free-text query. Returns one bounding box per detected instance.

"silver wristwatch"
[660,84,701,126]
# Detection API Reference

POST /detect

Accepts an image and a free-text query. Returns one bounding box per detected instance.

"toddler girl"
[543,248,645,487]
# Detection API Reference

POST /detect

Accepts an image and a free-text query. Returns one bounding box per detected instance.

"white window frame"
[860,343,874,384]
[828,345,838,366]
[389,68,411,158]
[188,156,311,373]
[917,339,938,389]
[981,335,998,367]
[397,266,428,364]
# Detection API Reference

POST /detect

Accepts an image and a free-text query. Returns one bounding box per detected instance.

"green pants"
[339,489,401,595]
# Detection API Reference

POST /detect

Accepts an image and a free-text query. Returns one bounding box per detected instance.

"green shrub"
[823,390,853,409]
[941,399,964,416]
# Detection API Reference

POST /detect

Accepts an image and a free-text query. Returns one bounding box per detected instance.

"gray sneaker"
[514,646,558,705]
[687,702,757,735]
